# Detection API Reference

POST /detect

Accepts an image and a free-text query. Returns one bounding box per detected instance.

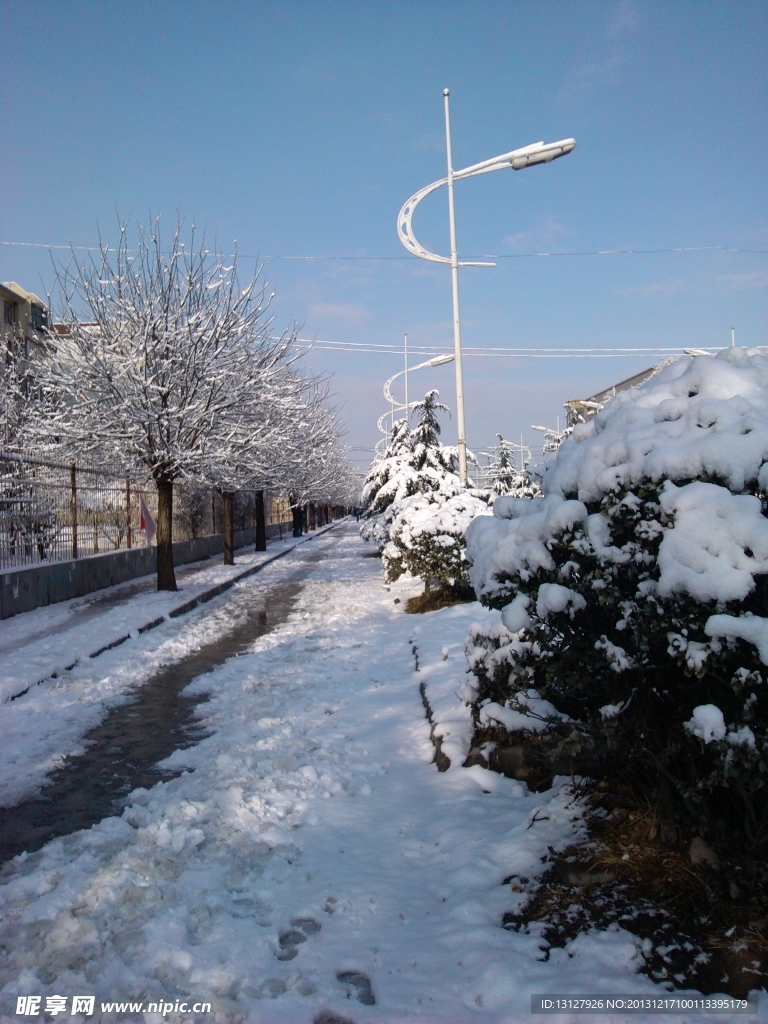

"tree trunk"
[156,477,177,591]
[303,505,310,533]
[292,505,303,538]
[255,489,267,551]
[223,491,234,565]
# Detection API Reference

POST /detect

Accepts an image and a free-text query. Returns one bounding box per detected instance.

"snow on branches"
[34,217,356,587]
[384,488,493,591]
[360,391,494,592]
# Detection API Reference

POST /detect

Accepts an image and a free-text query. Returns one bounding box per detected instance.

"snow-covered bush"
[384,488,493,589]
[359,391,460,552]
[464,349,768,865]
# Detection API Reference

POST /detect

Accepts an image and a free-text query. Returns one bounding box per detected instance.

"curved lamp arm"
[397,179,495,267]
[397,137,576,266]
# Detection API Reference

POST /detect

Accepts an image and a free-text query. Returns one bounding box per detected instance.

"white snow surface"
[657,481,768,603]
[706,612,768,665]
[0,527,757,1022]
[390,491,492,553]
[500,593,532,634]
[535,583,586,619]
[0,537,318,808]
[0,540,307,705]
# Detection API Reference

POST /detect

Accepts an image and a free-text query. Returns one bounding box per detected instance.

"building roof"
[564,360,678,425]
[1,281,47,308]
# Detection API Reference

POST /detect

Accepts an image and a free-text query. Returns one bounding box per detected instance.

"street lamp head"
[428,354,455,367]
[510,138,576,170]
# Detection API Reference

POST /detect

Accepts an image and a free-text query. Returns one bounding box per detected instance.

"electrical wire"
[294,338,723,359]
[2,240,766,259]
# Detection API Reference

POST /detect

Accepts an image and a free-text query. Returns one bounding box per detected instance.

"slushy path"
[0,527,718,1023]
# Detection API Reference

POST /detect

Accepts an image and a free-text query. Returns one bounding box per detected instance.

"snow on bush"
[383,488,493,589]
[463,348,768,864]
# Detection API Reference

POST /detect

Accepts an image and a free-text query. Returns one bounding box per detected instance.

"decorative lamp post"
[398,89,576,484]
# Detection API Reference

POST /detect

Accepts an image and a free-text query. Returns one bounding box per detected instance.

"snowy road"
[0,527,753,1023]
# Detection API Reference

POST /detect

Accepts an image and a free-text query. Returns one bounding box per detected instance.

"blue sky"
[2,0,766,473]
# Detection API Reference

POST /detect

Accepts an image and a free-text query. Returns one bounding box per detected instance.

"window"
[3,301,17,325]
[30,304,48,330]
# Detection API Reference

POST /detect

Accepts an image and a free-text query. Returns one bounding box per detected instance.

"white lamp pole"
[398,91,576,485]
[443,90,469,485]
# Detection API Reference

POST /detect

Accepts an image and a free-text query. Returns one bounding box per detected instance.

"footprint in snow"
[276,917,322,960]
[337,970,375,1006]
[314,1011,356,1024]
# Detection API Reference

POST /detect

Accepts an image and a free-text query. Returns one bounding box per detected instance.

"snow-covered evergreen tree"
[359,391,462,552]
[383,488,493,591]
[489,435,540,498]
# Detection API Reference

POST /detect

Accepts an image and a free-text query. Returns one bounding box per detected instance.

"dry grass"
[405,584,474,614]
[502,787,768,997]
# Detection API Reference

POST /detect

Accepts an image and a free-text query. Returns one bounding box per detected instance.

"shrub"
[464,349,768,871]
[384,488,493,590]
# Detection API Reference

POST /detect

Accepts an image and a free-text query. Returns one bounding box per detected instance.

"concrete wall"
[0,525,284,620]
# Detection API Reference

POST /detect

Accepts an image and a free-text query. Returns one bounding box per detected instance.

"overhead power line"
[2,240,766,260]
[294,338,723,359]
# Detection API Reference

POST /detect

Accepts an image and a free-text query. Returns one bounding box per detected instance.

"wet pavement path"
[0,532,343,864]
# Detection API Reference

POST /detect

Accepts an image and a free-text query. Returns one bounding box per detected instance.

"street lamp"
[376,352,454,457]
[398,89,576,485]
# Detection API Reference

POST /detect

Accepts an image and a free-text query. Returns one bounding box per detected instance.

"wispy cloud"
[715,271,768,293]
[502,221,571,252]
[416,132,445,155]
[562,0,641,99]
[618,277,688,297]
[618,269,768,298]
[607,0,640,41]
[308,301,370,325]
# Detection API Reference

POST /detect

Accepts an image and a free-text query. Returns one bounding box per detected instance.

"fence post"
[70,463,78,559]
[254,489,267,551]
[223,491,234,565]
[126,477,132,548]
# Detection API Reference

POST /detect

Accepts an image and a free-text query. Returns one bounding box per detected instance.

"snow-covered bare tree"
[270,380,360,519]
[0,359,29,448]
[37,218,299,590]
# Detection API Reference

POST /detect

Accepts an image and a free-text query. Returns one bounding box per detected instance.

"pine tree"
[360,391,462,551]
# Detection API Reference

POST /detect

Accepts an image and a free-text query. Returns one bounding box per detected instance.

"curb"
[13,520,346,699]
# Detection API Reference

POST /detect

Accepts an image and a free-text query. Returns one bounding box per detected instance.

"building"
[1,281,49,365]
[564,362,672,428]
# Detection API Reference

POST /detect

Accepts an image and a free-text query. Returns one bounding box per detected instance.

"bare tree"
[37,217,298,590]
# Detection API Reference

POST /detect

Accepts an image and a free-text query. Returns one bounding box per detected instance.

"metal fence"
[0,448,286,571]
